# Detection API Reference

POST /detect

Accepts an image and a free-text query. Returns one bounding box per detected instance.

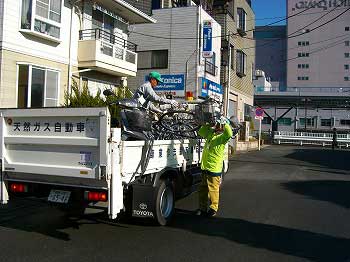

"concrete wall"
[253,107,350,132]
[128,6,221,97]
[0,49,69,108]
[287,0,350,88]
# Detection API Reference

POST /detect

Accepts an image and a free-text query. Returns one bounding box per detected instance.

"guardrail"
[274,131,350,147]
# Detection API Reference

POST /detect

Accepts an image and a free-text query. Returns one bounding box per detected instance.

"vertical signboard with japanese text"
[202,20,213,58]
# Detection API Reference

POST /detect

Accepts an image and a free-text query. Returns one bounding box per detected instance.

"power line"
[250,33,349,52]
[129,2,322,40]
[240,4,349,51]
[146,6,350,25]
[283,37,349,62]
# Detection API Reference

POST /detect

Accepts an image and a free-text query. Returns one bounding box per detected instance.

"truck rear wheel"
[155,180,174,226]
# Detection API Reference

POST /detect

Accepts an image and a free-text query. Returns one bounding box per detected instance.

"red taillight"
[10,183,28,193]
[86,191,107,202]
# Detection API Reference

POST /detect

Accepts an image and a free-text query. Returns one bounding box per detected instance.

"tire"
[155,180,175,226]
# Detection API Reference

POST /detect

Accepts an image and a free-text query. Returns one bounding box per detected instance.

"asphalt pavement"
[0,145,349,262]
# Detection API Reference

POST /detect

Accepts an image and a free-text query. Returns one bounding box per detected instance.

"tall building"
[0,0,154,108]
[254,25,287,89]
[254,0,350,132]
[287,0,350,88]
[212,0,256,122]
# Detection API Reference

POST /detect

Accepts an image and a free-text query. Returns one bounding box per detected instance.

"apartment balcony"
[78,29,138,77]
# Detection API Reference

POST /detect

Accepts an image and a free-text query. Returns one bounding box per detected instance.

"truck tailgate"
[0,107,110,183]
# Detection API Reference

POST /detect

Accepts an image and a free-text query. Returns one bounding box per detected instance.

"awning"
[94,0,156,24]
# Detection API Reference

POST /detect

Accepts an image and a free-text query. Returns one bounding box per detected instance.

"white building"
[0,0,155,108]
[253,70,272,92]
[128,5,222,101]
[287,0,350,88]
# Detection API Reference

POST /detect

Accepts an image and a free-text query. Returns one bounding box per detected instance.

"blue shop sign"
[200,78,222,97]
[202,20,213,58]
[145,74,184,91]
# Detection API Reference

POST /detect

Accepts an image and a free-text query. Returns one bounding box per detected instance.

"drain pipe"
[68,0,82,97]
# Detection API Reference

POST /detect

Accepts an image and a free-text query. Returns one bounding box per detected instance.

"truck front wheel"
[155,180,174,226]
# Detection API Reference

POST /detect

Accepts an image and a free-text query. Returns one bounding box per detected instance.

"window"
[237,8,246,32]
[298,64,309,69]
[278,118,292,126]
[345,65,349,70]
[230,45,234,70]
[345,41,350,47]
[345,27,350,31]
[262,117,271,124]
[340,119,350,125]
[298,52,309,57]
[298,76,309,80]
[345,76,349,81]
[321,119,332,127]
[345,53,350,58]
[17,64,59,108]
[298,41,309,46]
[21,0,62,39]
[236,50,247,77]
[205,52,217,76]
[299,118,315,127]
[137,50,168,69]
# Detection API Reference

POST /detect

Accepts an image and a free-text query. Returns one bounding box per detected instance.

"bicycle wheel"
[159,110,199,134]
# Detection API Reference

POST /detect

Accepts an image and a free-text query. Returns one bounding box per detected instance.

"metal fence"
[274,131,350,147]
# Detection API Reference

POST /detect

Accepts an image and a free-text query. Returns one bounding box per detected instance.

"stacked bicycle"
[103,89,240,140]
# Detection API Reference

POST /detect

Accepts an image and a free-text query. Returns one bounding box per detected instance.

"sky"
[252,0,287,26]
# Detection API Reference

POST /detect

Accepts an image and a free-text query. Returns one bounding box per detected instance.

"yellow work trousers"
[198,173,221,212]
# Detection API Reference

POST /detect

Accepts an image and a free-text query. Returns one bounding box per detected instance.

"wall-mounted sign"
[202,20,213,58]
[200,77,222,100]
[293,0,349,11]
[145,74,185,97]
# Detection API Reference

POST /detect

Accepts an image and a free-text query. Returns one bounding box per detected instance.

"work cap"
[149,71,163,83]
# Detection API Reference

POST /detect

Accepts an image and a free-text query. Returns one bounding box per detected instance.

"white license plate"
[48,190,71,204]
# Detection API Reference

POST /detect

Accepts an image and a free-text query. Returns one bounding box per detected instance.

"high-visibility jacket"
[198,123,233,175]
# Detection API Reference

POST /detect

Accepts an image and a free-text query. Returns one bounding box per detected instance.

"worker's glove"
[218,116,230,125]
[170,100,179,107]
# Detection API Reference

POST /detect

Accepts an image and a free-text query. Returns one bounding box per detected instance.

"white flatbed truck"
[0,107,228,225]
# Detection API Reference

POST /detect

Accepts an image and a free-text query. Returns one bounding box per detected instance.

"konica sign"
[146,74,185,97]
[200,77,223,100]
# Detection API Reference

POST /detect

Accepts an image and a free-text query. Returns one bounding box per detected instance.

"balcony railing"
[79,29,137,64]
[205,61,218,76]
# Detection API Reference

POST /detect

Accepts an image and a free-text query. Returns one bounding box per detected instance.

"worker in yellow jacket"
[197,117,233,217]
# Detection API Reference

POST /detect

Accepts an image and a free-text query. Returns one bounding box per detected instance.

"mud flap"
[131,184,156,219]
